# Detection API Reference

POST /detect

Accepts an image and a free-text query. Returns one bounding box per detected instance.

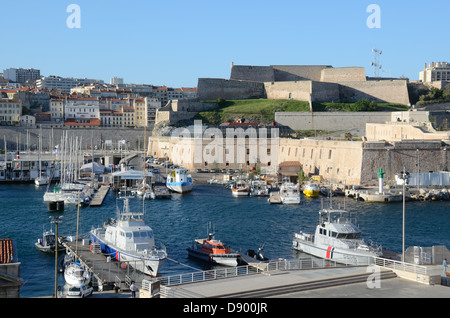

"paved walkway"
[165,265,450,298]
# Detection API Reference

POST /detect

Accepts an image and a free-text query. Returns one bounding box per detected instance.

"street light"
[50,216,63,298]
[399,169,409,263]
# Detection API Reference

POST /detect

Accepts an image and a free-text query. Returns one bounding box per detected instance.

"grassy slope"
[194,99,409,126]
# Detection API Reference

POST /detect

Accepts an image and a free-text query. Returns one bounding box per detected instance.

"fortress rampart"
[197,64,411,106]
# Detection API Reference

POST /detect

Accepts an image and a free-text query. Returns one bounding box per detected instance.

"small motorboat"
[35,227,65,254]
[187,226,240,266]
[231,180,250,197]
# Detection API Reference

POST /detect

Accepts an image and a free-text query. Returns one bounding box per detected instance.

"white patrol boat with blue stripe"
[90,195,167,277]
[292,204,382,265]
[166,168,193,193]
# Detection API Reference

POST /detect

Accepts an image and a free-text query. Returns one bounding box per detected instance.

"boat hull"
[187,247,239,266]
[90,232,166,277]
[303,190,319,197]
[280,196,300,204]
[292,237,379,265]
[166,182,193,194]
[64,263,91,286]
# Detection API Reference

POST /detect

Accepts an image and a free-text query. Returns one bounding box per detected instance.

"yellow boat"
[303,183,319,197]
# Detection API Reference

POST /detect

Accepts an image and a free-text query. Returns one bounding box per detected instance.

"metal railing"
[374,257,428,275]
[157,257,361,287]
[157,255,430,288]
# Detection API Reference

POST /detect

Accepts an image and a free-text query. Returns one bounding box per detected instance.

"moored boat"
[64,261,91,286]
[231,180,250,197]
[35,227,65,254]
[166,168,193,193]
[250,180,269,197]
[280,181,300,204]
[292,206,383,265]
[187,227,240,266]
[90,195,167,277]
[303,183,320,197]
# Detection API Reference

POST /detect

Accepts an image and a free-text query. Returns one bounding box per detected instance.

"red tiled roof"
[0,239,14,264]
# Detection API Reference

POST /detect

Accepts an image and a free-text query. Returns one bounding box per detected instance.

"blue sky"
[0,0,448,87]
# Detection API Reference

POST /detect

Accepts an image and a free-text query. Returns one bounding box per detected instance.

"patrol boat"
[166,168,193,193]
[292,203,382,265]
[90,195,167,277]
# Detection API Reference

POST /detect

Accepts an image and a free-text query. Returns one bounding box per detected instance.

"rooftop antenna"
[371,48,382,77]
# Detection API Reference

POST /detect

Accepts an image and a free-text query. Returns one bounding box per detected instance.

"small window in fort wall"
[348,169,351,176]
[311,149,314,159]
[303,149,306,157]
[328,150,332,159]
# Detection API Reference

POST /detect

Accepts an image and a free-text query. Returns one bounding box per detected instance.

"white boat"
[64,261,91,286]
[43,186,91,205]
[35,174,50,186]
[280,182,300,204]
[231,180,250,197]
[35,227,65,254]
[250,180,269,197]
[90,196,167,277]
[166,168,193,193]
[137,183,156,200]
[292,206,383,265]
[303,183,320,197]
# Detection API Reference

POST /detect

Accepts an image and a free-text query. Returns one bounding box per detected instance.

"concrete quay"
[160,265,449,298]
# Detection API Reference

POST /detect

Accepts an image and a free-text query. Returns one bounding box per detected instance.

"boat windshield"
[337,232,361,239]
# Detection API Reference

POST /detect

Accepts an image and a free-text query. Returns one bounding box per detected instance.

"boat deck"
[268,191,281,204]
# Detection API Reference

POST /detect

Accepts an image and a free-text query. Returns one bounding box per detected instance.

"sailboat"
[64,192,91,286]
[43,133,91,205]
[35,133,50,186]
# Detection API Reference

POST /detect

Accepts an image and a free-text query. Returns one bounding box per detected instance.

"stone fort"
[197,64,410,106]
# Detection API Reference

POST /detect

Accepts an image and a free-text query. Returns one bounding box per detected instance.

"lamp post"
[400,169,409,263]
[50,216,63,298]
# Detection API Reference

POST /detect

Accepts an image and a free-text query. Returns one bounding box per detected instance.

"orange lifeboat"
[187,232,240,266]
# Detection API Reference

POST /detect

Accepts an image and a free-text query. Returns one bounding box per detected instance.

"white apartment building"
[0,99,22,125]
[36,76,104,93]
[20,115,35,127]
[3,68,40,83]
[419,62,450,83]
[65,98,100,120]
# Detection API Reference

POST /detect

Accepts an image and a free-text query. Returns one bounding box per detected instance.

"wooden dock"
[61,238,146,291]
[90,185,110,206]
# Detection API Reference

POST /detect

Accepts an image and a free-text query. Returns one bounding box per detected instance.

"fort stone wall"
[320,67,366,83]
[197,78,266,101]
[264,81,312,100]
[338,80,410,105]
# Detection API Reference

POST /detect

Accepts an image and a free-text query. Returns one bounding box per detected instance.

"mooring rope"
[167,257,203,271]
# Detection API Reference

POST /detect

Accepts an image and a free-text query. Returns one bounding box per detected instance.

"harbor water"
[0,182,449,298]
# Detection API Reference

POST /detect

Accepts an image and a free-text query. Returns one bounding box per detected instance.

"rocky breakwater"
[410,188,450,201]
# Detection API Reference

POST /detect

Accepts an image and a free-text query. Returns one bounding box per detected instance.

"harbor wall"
[0,126,147,152]
[275,111,431,134]
[278,138,364,185]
